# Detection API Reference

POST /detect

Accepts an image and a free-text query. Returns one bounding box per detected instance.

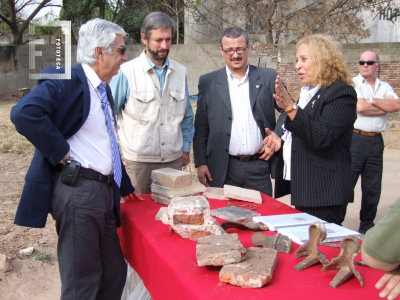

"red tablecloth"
[118,194,385,300]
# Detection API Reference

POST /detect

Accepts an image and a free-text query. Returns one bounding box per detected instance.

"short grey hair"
[141,11,175,41]
[220,27,249,48]
[77,18,127,65]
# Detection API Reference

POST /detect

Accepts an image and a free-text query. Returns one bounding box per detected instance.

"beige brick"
[151,168,192,189]
[223,185,262,204]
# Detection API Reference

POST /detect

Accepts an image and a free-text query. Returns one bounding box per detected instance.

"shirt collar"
[82,63,103,88]
[144,50,169,71]
[356,73,381,88]
[226,64,249,83]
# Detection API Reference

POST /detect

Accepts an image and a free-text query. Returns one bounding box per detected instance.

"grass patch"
[0,100,34,154]
[34,251,55,265]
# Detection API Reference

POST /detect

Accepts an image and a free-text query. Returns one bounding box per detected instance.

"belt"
[54,164,114,184]
[353,129,381,137]
[229,154,261,162]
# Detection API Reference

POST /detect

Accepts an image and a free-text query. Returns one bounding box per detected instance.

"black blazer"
[275,81,357,207]
[10,64,134,228]
[193,65,287,187]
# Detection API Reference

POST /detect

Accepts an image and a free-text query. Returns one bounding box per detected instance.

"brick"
[219,247,278,288]
[196,233,246,266]
[151,168,192,189]
[160,196,226,240]
[150,183,202,199]
[223,184,262,204]
[202,187,227,200]
[151,193,172,205]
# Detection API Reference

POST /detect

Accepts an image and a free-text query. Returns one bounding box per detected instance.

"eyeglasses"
[221,47,247,55]
[112,46,127,55]
[359,60,377,66]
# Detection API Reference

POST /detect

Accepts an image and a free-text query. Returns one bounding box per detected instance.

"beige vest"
[118,51,187,162]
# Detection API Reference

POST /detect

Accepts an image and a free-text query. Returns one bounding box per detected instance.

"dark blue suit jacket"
[11,64,134,228]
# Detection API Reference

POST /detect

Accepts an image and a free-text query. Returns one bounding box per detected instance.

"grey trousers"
[50,173,127,300]
[224,157,272,197]
[124,158,182,194]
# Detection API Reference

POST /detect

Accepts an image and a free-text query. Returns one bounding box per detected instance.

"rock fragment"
[211,206,261,222]
[0,253,12,273]
[19,247,34,256]
[219,247,278,288]
[151,168,192,189]
[196,233,246,266]
[224,184,262,204]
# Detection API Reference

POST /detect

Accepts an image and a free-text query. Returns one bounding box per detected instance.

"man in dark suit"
[193,27,286,196]
[11,19,142,300]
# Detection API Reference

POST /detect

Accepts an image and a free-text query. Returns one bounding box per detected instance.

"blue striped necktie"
[98,82,122,187]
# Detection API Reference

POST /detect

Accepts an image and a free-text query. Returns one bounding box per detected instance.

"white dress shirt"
[281,85,320,180]
[226,65,263,156]
[67,63,114,175]
[353,74,398,133]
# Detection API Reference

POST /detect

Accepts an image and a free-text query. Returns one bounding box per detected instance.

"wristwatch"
[369,97,374,104]
[286,103,297,113]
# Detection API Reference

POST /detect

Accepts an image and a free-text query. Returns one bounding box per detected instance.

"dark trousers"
[295,204,348,226]
[350,132,384,231]
[224,157,272,196]
[50,173,127,300]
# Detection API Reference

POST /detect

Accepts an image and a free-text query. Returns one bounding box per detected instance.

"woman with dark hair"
[271,34,357,225]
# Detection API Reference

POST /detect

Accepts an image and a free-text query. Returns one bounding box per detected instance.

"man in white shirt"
[193,27,286,196]
[11,19,142,300]
[351,50,400,234]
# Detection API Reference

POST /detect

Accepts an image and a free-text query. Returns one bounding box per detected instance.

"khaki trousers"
[124,158,182,194]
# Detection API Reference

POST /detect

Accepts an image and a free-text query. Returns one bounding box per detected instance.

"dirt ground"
[1,97,400,300]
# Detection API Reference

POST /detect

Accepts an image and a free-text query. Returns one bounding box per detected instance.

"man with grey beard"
[110,11,194,195]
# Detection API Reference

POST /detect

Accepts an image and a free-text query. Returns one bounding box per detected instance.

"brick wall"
[274,43,400,101]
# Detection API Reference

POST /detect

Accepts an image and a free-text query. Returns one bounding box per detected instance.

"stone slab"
[151,183,201,199]
[203,187,228,200]
[196,233,246,266]
[151,168,192,189]
[224,185,262,204]
[211,206,261,222]
[219,247,278,288]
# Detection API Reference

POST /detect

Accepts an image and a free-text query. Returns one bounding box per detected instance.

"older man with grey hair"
[110,11,194,195]
[11,18,143,299]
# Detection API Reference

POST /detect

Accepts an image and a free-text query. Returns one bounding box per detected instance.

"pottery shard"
[196,233,246,266]
[203,187,228,200]
[151,168,192,189]
[223,184,262,204]
[220,247,278,288]
[0,253,12,273]
[173,213,204,225]
[151,194,172,205]
[151,183,201,199]
[211,206,261,222]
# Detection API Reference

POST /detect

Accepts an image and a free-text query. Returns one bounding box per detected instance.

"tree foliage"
[186,0,394,44]
[0,0,60,45]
